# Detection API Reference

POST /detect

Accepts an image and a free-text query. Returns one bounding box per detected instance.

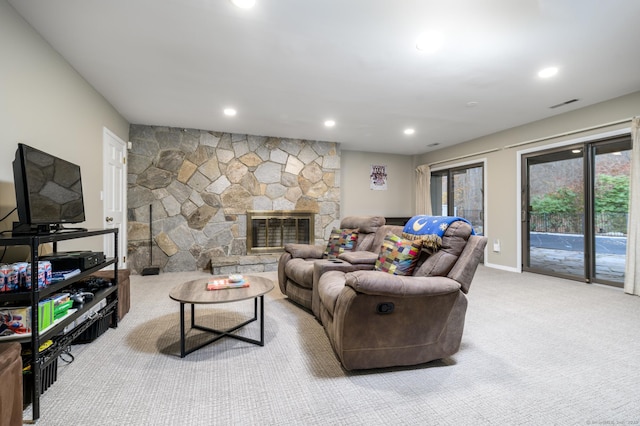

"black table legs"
[178,295,265,358]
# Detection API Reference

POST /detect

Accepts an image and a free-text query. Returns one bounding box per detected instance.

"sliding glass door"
[522,136,631,286]
[524,148,585,279]
[431,164,484,235]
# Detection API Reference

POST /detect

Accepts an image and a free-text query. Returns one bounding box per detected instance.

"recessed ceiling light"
[324,120,335,127]
[415,31,444,53]
[223,108,237,116]
[404,128,415,135]
[538,67,559,78]
[230,0,256,9]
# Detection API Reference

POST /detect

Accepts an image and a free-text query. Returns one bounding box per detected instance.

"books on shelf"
[207,277,250,291]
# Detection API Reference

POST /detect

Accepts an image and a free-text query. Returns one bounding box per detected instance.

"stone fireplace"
[247,210,314,254]
[126,125,340,274]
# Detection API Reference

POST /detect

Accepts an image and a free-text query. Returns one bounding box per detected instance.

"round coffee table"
[169,275,274,358]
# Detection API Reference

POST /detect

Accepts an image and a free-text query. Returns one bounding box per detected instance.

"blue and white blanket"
[403,215,475,237]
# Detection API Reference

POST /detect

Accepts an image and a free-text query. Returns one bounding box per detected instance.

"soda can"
[41,261,52,286]
[0,264,9,292]
[14,262,28,289]
[25,263,32,290]
[6,265,19,291]
[26,263,46,289]
[37,262,47,288]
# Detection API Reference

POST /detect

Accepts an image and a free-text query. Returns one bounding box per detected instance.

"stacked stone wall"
[127,125,340,274]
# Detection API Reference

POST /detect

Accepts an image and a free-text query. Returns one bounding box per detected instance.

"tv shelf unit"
[0,228,118,422]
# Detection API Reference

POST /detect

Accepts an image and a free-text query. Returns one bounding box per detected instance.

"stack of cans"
[0,261,51,292]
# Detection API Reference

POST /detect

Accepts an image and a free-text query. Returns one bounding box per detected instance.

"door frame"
[516,127,631,274]
[431,158,487,230]
[431,158,488,261]
[102,127,128,269]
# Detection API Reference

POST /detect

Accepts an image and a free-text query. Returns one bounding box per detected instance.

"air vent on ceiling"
[550,98,579,109]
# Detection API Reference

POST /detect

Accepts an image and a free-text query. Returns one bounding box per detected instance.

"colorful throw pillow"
[324,228,359,257]
[374,234,422,276]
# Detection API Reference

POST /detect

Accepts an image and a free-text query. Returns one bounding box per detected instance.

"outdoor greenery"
[530,174,629,234]
[531,174,629,214]
[531,187,582,214]
[594,175,629,213]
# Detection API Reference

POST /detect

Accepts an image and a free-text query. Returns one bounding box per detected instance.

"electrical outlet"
[493,239,501,252]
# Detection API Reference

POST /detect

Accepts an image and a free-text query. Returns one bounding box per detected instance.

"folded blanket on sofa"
[402,215,475,250]
[404,215,475,236]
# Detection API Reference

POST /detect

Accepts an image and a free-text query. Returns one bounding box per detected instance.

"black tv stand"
[0,228,119,422]
[11,222,88,235]
[53,225,88,233]
[12,222,52,235]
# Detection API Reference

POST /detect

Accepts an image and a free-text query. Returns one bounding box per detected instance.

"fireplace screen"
[247,210,315,254]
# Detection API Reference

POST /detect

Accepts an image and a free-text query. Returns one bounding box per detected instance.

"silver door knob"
[106,216,114,222]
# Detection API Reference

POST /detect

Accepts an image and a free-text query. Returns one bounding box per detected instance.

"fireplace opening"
[247,210,315,254]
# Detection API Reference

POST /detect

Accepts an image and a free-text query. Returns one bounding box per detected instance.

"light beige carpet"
[23,266,640,425]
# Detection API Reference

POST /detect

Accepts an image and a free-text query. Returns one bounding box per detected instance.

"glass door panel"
[430,171,448,216]
[452,166,484,235]
[525,148,585,278]
[431,164,484,235]
[593,140,631,284]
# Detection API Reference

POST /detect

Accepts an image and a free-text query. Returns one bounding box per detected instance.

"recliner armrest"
[338,251,378,265]
[284,243,325,259]
[345,270,461,297]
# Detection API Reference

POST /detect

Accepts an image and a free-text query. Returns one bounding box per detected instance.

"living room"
[1,1,640,424]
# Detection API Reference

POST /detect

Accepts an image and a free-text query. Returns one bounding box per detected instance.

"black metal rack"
[0,228,118,422]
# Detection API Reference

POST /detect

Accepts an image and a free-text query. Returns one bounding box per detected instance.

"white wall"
[340,151,414,219]
[0,0,129,255]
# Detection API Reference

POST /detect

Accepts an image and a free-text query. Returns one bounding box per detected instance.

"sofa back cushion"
[413,220,473,277]
[339,216,386,252]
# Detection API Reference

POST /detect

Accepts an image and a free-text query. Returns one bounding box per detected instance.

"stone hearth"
[210,254,280,275]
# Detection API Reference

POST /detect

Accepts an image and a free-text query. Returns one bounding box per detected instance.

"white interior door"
[103,127,127,268]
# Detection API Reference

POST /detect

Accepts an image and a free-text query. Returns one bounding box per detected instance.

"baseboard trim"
[483,262,520,273]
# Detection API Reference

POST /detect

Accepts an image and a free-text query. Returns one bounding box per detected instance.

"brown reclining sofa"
[278,216,487,370]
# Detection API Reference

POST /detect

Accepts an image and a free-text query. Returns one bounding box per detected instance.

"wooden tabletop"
[169,275,274,304]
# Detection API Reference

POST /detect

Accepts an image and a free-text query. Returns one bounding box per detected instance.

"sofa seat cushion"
[317,270,347,316]
[284,258,315,289]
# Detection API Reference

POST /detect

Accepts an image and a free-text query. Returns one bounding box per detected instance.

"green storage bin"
[53,300,73,320]
[38,300,53,330]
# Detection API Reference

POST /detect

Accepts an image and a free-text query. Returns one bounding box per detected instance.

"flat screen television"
[12,143,86,234]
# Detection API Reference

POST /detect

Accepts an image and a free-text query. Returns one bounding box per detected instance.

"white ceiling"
[9,0,640,155]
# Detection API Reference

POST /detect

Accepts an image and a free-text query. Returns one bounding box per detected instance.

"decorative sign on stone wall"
[126,125,341,274]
